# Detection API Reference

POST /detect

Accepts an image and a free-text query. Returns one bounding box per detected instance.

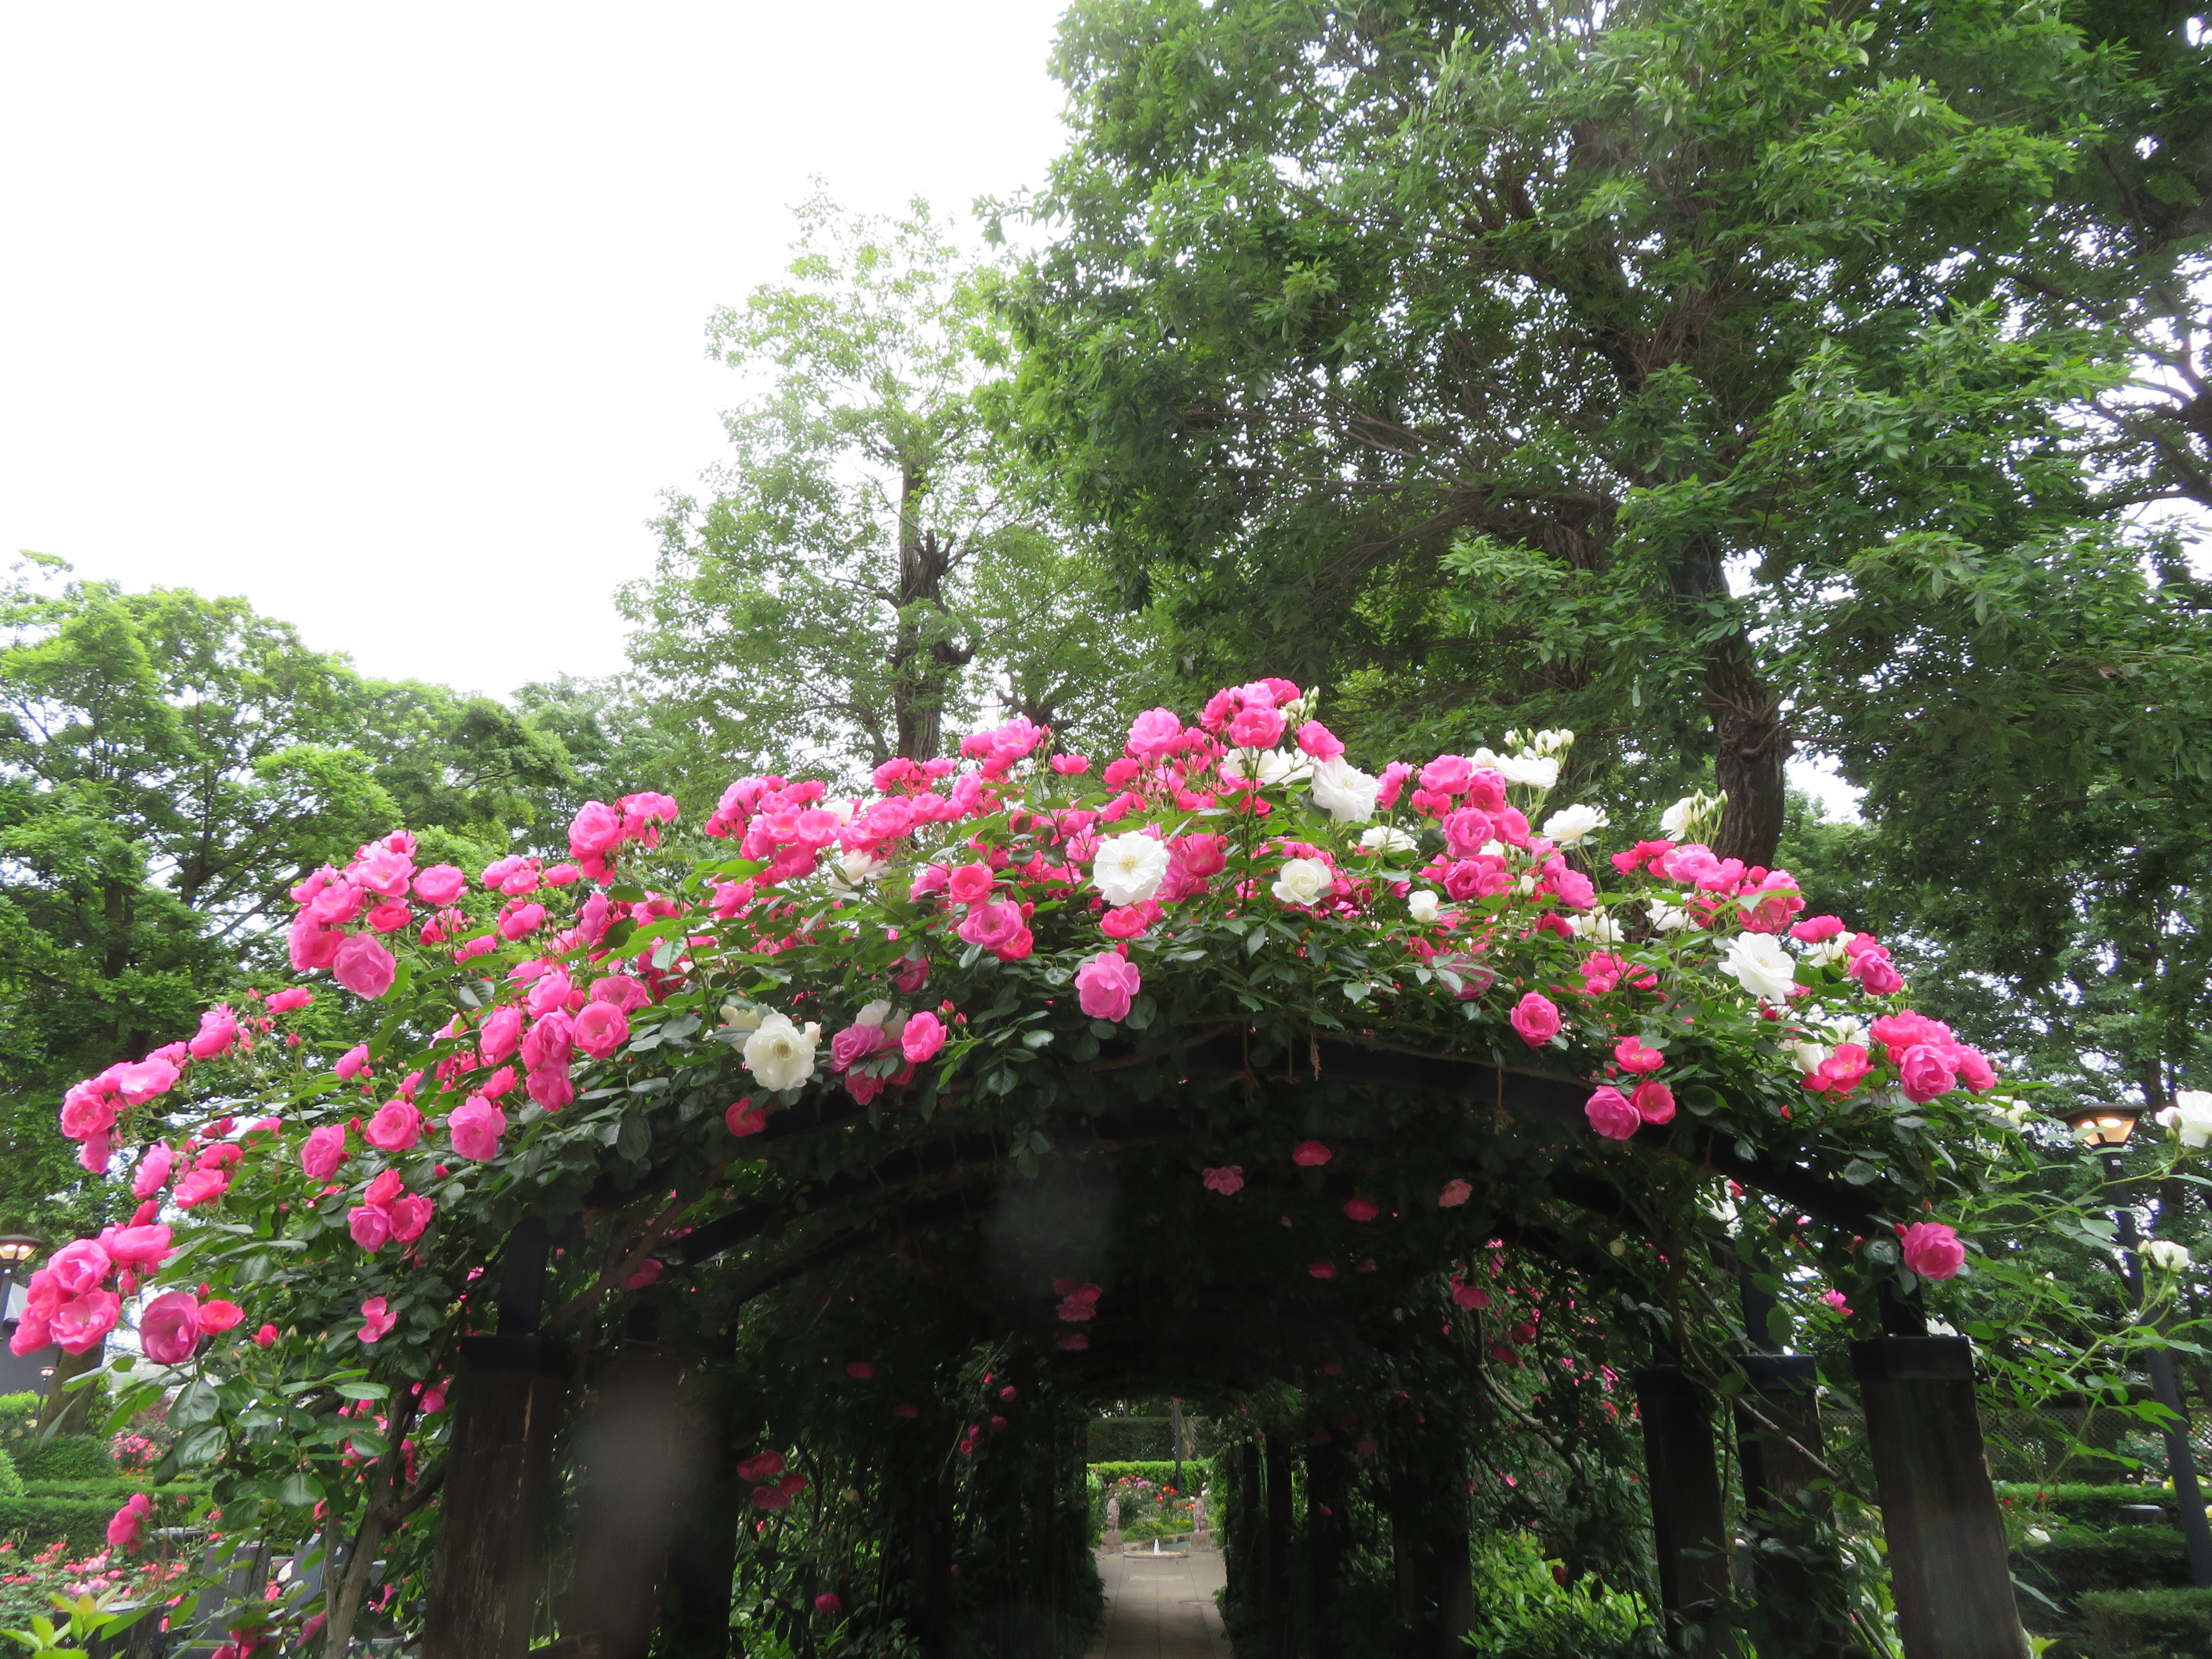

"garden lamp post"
[0,1236,44,1336]
[2059,1101,2212,1587]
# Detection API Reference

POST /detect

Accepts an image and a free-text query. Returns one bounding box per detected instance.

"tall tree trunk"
[1671,536,1790,866]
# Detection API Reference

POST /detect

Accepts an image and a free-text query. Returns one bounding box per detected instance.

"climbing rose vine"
[25,678,2031,1637]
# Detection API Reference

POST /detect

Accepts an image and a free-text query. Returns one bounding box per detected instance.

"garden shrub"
[2077,1586,2212,1657]
[0,1451,22,1499]
[1995,1483,2178,1531]
[2017,1527,2192,1601]
[1459,1531,1659,1659]
[12,1436,113,1483]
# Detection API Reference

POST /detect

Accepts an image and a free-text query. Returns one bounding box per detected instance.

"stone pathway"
[1089,1546,1231,1659]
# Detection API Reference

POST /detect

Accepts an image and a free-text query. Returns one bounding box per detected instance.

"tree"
[0,562,590,1242]
[998,0,2111,864]
[626,193,1166,783]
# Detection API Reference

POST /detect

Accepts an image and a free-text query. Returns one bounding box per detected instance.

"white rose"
[2176,1090,2212,1149]
[1308,757,1380,822]
[1271,856,1334,907]
[1660,789,1726,840]
[1541,803,1609,846]
[856,999,892,1027]
[826,849,888,894]
[1359,825,1416,856]
[2147,1239,2193,1272]
[1407,889,1441,924]
[721,1002,763,1032]
[1648,899,1692,933]
[743,1011,821,1091]
[1093,832,1171,907]
[1799,936,1849,968]
[1720,934,1799,1002]
[1475,747,1558,789]
[1790,1040,1831,1073]
[1568,912,1623,945]
[1220,749,1309,789]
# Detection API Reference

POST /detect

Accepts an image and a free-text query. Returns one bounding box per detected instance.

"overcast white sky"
[0,2,1069,697]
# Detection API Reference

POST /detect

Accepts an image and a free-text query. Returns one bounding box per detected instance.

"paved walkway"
[1089,1546,1231,1659]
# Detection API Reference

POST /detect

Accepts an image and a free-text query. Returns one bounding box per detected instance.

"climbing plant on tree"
[13,676,2195,1656]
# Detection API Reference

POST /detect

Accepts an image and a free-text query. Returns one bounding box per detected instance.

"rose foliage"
[22,675,2046,1642]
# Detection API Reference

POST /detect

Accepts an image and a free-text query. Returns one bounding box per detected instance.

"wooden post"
[1735,1354,1852,1659]
[1264,1434,1297,1659]
[1634,1366,1733,1653]
[661,1330,739,1659]
[422,1217,566,1659]
[1307,1441,1348,1659]
[1850,1336,2026,1659]
[1231,1437,1263,1610]
[419,1333,568,1659]
[566,1308,682,1659]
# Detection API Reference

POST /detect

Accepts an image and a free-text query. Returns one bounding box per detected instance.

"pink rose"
[336,1045,373,1081]
[265,987,314,1014]
[499,902,548,941]
[139,1292,204,1365]
[363,1100,424,1152]
[197,1298,245,1335]
[358,1296,396,1344]
[1342,1197,1379,1221]
[526,1065,574,1111]
[572,1002,630,1060]
[189,1006,239,1060]
[726,1098,767,1137]
[1900,1221,1965,1281]
[1309,1261,1338,1280]
[1126,708,1184,758]
[1584,1086,1641,1141]
[8,1311,48,1356]
[348,1206,393,1253]
[590,974,651,1011]
[289,913,344,972]
[1295,720,1345,760]
[521,1011,574,1071]
[1790,914,1845,943]
[332,933,397,1000]
[47,1240,111,1297]
[114,1058,179,1104]
[131,1142,175,1199]
[1630,1081,1676,1124]
[569,800,625,859]
[107,1492,150,1551]
[901,1011,947,1065]
[447,1097,507,1162]
[947,864,995,904]
[1228,704,1286,748]
[51,1290,120,1354]
[1897,1045,1957,1104]
[1508,993,1561,1048]
[1074,952,1143,1022]
[479,1005,524,1065]
[1438,1179,1472,1208]
[1418,754,1473,795]
[1203,1166,1245,1196]
[413,864,467,905]
[955,899,1027,952]
[1851,953,1904,995]
[1292,1141,1332,1167]
[830,1021,890,1073]
[386,1194,434,1243]
[100,1225,172,1271]
[1614,1036,1665,1074]
[173,1168,230,1208]
[301,1124,349,1181]
[254,1324,278,1347]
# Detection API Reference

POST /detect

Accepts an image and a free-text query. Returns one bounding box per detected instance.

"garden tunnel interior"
[414,1045,2012,1659]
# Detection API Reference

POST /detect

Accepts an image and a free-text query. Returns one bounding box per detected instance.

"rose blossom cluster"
[9,1223,178,1357]
[49,676,1997,1382]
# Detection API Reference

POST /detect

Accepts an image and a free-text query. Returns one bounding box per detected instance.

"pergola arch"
[413,1028,2027,1659]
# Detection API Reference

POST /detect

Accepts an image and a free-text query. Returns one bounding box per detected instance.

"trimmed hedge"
[2078,1586,2212,1657]
[2017,1527,2192,1599]
[1994,1483,2177,1530]
[1091,1461,1204,1490]
[0,1484,206,1554]
[12,1436,113,1482]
